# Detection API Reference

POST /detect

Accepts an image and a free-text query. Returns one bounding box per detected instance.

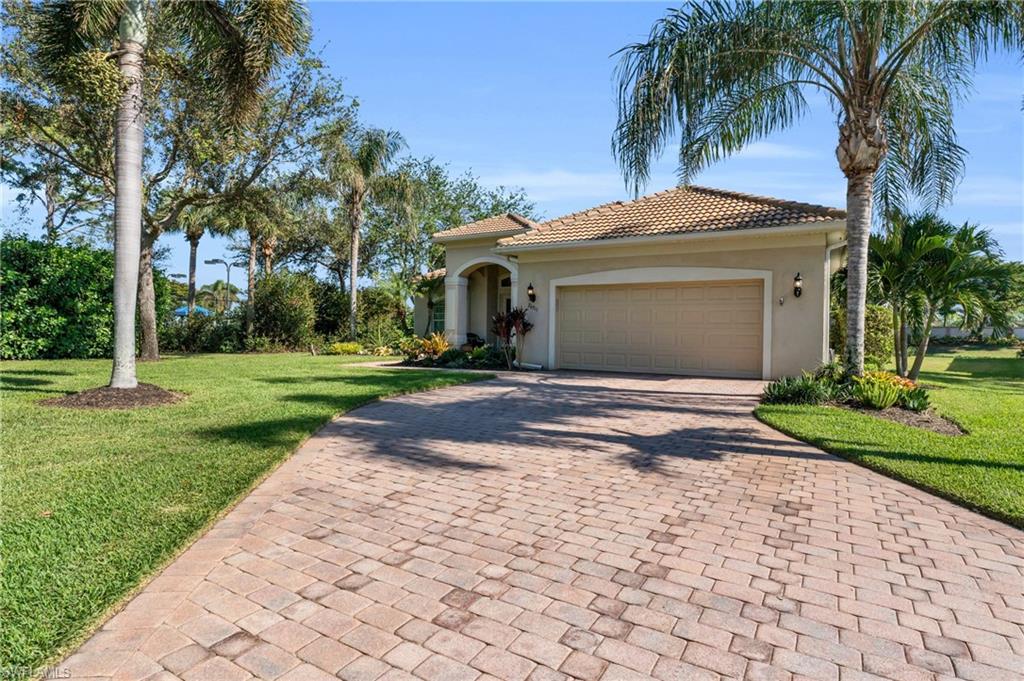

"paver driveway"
[62,373,1024,681]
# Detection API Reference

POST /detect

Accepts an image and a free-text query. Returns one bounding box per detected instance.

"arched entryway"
[444,256,518,346]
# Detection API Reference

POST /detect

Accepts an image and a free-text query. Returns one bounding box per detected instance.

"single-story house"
[413,185,847,379]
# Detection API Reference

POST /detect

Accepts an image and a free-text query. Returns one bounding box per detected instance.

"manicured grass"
[0,354,484,675]
[756,347,1024,528]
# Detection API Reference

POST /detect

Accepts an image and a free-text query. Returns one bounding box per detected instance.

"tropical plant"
[761,373,833,405]
[322,125,414,339]
[28,0,307,387]
[906,223,1013,380]
[491,307,534,370]
[852,374,902,410]
[195,281,242,315]
[613,1,1023,376]
[899,386,931,413]
[420,332,451,359]
[869,212,948,376]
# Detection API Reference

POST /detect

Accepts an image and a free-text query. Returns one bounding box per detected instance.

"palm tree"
[322,126,412,339]
[33,0,307,387]
[906,222,1011,379]
[613,1,1022,375]
[196,280,242,315]
[868,212,948,376]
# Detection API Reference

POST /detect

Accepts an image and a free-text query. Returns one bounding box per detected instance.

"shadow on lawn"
[942,356,1023,381]
[0,374,76,395]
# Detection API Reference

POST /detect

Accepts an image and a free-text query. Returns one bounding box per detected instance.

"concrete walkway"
[62,373,1024,680]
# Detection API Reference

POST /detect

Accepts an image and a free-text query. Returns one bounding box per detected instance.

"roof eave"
[494,219,847,254]
[433,228,532,244]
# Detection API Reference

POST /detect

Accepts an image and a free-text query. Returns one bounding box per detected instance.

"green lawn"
[0,354,483,676]
[756,347,1024,528]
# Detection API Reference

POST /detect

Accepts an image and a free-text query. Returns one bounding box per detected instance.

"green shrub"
[852,375,902,409]
[243,335,292,353]
[0,235,174,359]
[438,348,466,365]
[252,271,316,350]
[326,341,362,355]
[160,312,244,354]
[899,386,931,412]
[360,315,403,350]
[312,279,349,338]
[831,303,893,370]
[761,373,832,405]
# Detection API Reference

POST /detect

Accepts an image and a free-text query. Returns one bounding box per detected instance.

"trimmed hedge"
[831,303,893,370]
[1,236,170,359]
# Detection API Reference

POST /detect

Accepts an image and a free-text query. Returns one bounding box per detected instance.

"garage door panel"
[558,279,763,378]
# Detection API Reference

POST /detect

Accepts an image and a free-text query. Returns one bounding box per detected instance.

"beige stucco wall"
[412,294,429,337]
[433,227,844,377]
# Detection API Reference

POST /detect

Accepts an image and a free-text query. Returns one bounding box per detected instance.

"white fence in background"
[931,326,1024,340]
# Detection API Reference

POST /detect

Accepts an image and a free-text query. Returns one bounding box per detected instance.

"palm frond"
[165,0,309,124]
[877,63,967,214]
[613,0,844,194]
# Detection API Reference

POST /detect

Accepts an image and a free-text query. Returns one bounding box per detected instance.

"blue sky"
[5,2,1023,287]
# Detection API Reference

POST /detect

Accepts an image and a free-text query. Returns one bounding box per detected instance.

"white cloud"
[953,176,1024,207]
[733,142,818,160]
[478,168,676,203]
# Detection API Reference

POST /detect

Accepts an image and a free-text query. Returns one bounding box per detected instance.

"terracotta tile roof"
[496,185,845,250]
[433,213,537,241]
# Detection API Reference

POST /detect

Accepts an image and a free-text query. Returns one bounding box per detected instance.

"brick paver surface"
[60,373,1024,680]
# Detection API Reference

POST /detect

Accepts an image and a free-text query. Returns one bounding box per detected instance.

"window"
[431,302,445,333]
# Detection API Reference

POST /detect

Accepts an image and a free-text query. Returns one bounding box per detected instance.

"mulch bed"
[41,383,183,410]
[846,404,964,436]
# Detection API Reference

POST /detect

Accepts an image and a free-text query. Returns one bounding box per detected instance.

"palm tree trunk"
[348,202,362,340]
[843,171,874,376]
[187,234,199,315]
[109,1,146,388]
[44,175,58,243]
[908,304,935,381]
[138,229,160,361]
[892,304,903,376]
[246,236,257,336]
[900,315,910,376]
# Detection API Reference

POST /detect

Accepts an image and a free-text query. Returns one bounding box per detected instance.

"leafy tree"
[25,0,307,387]
[321,125,414,338]
[252,270,316,349]
[613,0,1023,375]
[368,157,536,284]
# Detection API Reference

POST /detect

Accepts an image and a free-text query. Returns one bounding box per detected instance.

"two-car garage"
[555,279,765,378]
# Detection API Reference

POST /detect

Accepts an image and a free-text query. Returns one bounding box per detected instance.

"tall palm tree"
[614,1,1022,375]
[323,126,412,339]
[34,0,307,388]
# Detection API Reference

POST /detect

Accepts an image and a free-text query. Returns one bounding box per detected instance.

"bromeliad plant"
[761,365,930,413]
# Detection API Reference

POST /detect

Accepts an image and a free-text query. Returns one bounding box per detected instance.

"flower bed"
[761,363,960,435]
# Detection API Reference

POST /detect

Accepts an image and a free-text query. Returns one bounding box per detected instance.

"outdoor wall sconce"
[793,273,803,298]
[527,282,536,302]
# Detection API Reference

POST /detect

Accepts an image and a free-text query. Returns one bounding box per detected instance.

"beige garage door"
[557,280,763,378]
